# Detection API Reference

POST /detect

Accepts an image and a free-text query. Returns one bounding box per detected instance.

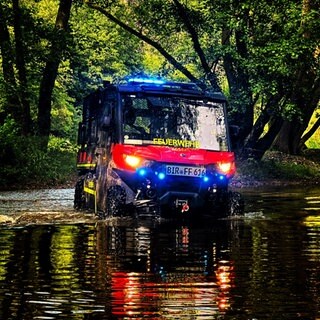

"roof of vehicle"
[102,78,226,102]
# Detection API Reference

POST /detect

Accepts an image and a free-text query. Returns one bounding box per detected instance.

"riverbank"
[231,150,320,188]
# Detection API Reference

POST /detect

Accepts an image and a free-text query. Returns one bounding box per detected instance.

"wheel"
[106,185,126,217]
[227,191,245,216]
[74,178,85,210]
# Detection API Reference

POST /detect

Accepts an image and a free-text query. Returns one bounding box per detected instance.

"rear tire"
[74,178,85,210]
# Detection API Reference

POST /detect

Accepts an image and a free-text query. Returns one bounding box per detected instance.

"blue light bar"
[128,77,165,85]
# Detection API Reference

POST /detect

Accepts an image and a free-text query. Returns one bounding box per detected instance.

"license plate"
[166,165,206,177]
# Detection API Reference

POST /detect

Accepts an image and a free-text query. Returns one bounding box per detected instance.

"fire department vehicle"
[74,78,243,218]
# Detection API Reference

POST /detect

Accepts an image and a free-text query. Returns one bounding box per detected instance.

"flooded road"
[0,186,320,319]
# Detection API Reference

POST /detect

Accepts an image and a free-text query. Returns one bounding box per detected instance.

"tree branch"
[171,0,221,91]
[37,0,72,148]
[86,1,204,88]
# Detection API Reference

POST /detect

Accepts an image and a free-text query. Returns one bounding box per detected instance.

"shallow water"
[0,189,74,213]
[0,186,319,319]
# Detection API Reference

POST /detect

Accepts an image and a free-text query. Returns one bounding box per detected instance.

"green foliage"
[0,120,76,188]
[282,102,303,122]
[306,126,320,148]
[307,138,320,149]
[68,6,144,99]
[0,0,319,189]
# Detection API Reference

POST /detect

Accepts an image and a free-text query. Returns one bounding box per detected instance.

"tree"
[85,0,320,159]
[37,0,73,148]
[214,0,320,157]
[272,0,320,154]
[0,0,31,134]
[0,0,74,142]
[68,5,144,102]
[1,0,318,159]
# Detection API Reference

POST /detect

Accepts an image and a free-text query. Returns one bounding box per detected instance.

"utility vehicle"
[74,78,243,218]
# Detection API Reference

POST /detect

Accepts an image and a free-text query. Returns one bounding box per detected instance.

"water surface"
[0,186,319,319]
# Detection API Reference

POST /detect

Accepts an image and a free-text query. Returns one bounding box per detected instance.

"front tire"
[227,191,245,216]
[106,185,126,217]
[204,188,229,218]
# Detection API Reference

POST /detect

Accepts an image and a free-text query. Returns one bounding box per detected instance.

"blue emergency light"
[158,172,166,180]
[203,176,210,182]
[128,77,165,85]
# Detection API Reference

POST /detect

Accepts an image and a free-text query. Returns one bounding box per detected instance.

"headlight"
[124,155,142,168]
[216,162,235,176]
[121,154,153,171]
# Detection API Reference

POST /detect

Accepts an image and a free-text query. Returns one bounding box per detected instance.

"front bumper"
[114,168,229,210]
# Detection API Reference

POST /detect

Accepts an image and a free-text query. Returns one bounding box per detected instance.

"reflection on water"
[242,185,320,219]
[103,221,238,318]
[0,187,319,319]
[0,221,240,319]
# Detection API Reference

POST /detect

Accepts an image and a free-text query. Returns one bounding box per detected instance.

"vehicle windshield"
[122,94,229,151]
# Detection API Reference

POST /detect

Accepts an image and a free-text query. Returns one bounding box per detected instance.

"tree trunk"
[241,93,285,159]
[12,0,32,135]
[37,0,72,149]
[222,27,254,154]
[241,108,271,159]
[255,115,284,158]
[273,75,320,154]
[172,0,221,92]
[300,116,320,149]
